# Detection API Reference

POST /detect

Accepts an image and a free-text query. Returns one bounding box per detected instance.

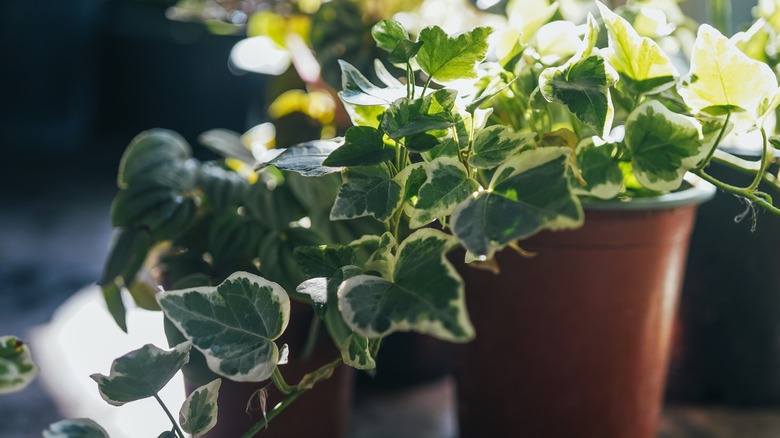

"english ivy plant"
[0,336,37,394]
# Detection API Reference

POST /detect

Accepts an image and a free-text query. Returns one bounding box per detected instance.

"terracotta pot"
[174,302,353,438]
[457,180,714,438]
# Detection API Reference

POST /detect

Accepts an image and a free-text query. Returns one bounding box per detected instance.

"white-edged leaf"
[341,334,376,370]
[571,138,624,199]
[468,125,535,169]
[409,158,480,228]
[180,379,221,437]
[157,272,290,382]
[0,336,37,394]
[338,60,410,106]
[90,342,191,406]
[331,165,403,222]
[43,419,109,438]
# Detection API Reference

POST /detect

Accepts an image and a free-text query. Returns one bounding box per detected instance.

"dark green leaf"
[90,342,191,406]
[197,162,251,211]
[331,165,403,222]
[99,228,152,290]
[101,282,128,333]
[410,158,480,228]
[468,125,535,169]
[43,419,109,438]
[261,139,344,177]
[180,379,221,436]
[382,89,457,140]
[0,336,37,394]
[416,26,493,83]
[293,245,356,279]
[323,126,395,167]
[158,272,289,382]
[118,129,192,188]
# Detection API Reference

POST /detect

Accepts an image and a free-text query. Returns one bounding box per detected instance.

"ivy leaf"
[451,148,584,257]
[388,39,425,65]
[679,24,778,118]
[338,229,474,341]
[410,158,480,228]
[571,139,624,199]
[372,20,409,52]
[261,139,344,177]
[341,334,376,370]
[338,60,409,107]
[90,342,191,406]
[293,245,357,279]
[0,336,37,394]
[158,272,290,382]
[331,165,403,222]
[468,125,535,169]
[43,419,109,438]
[625,100,706,191]
[323,126,395,167]
[382,89,457,141]
[416,26,493,83]
[396,162,428,216]
[117,129,192,188]
[597,1,678,95]
[180,379,221,437]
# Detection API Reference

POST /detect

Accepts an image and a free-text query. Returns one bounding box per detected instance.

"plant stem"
[421,75,433,98]
[748,127,771,191]
[693,169,780,216]
[709,0,732,36]
[695,111,731,171]
[710,149,778,187]
[300,312,321,362]
[271,367,295,395]
[153,393,185,438]
[239,390,305,438]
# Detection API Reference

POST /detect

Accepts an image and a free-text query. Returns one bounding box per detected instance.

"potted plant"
[45,1,780,437]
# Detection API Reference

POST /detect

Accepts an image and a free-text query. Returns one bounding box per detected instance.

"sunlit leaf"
[571,138,624,199]
[416,26,493,83]
[382,89,457,141]
[158,272,290,382]
[468,125,535,169]
[90,342,191,406]
[331,165,403,222]
[338,60,410,107]
[372,20,409,52]
[261,139,344,177]
[410,158,480,228]
[323,126,395,167]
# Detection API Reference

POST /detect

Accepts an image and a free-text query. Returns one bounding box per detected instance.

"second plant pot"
[457,178,715,438]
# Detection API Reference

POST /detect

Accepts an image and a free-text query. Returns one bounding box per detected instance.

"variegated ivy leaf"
[679,24,778,119]
[180,379,221,437]
[338,229,474,342]
[260,139,344,177]
[158,272,290,382]
[382,89,457,142]
[90,342,191,406]
[338,60,410,107]
[416,26,493,83]
[323,126,395,167]
[341,334,376,370]
[571,138,624,199]
[372,19,409,52]
[331,165,403,222]
[410,158,481,229]
[43,419,109,438]
[597,1,678,95]
[468,125,535,169]
[363,232,395,278]
[625,100,706,191]
[539,16,618,138]
[0,336,37,394]
[396,162,428,217]
[451,147,584,257]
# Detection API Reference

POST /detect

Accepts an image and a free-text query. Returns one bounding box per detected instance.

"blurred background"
[0,0,773,437]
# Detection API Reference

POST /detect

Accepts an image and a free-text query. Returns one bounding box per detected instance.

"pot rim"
[581,173,716,211]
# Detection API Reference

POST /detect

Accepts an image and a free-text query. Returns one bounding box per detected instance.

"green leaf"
[451,147,584,257]
[293,245,357,279]
[416,26,493,83]
[679,24,778,118]
[158,272,290,382]
[331,165,403,222]
[323,126,395,167]
[571,139,624,199]
[43,419,109,438]
[117,129,192,188]
[382,89,457,141]
[180,379,221,437]
[468,125,535,169]
[343,102,385,128]
[625,100,706,191]
[338,60,410,106]
[338,229,474,341]
[261,139,344,177]
[372,20,409,52]
[539,54,618,138]
[388,39,425,65]
[99,228,152,322]
[597,1,678,95]
[207,210,263,269]
[90,342,191,406]
[396,162,428,216]
[101,282,128,333]
[197,129,256,164]
[341,334,376,370]
[363,232,395,278]
[158,432,177,438]
[197,162,251,211]
[0,336,37,394]
[410,158,480,228]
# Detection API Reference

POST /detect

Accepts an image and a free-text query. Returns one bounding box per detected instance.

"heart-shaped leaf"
[331,165,403,222]
[451,147,583,257]
[416,26,493,83]
[0,336,37,394]
[679,24,778,118]
[43,419,109,438]
[90,342,191,406]
[338,229,474,342]
[409,158,480,228]
[341,334,376,370]
[158,272,290,382]
[597,1,678,95]
[625,100,706,191]
[180,379,221,437]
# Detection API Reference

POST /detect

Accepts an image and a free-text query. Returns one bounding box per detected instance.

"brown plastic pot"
[457,178,714,438]
[174,302,353,438]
